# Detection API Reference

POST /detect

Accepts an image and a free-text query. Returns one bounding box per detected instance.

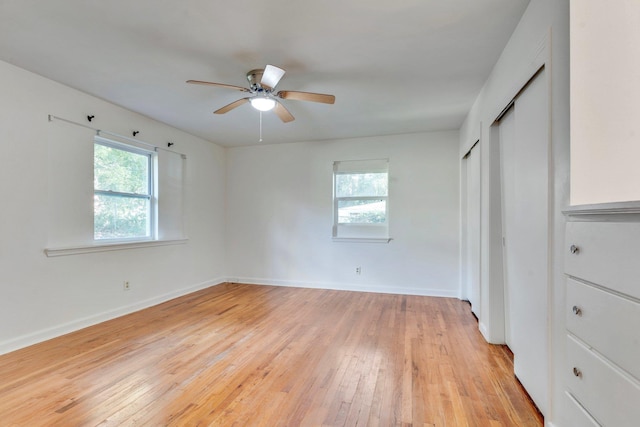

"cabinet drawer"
[567,278,640,379]
[563,391,600,427]
[566,335,640,427]
[565,221,640,300]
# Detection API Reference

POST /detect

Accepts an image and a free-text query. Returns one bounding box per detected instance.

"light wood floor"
[0,283,543,426]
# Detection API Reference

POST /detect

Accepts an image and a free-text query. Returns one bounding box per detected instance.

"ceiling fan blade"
[273,101,295,123]
[260,65,285,90]
[277,90,335,104]
[214,98,250,114]
[187,80,250,92]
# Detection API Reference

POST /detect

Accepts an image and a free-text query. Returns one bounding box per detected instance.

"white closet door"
[465,143,481,318]
[499,69,549,416]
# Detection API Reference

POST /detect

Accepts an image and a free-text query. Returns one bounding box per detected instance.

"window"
[45,121,188,257]
[333,159,390,241]
[94,137,154,241]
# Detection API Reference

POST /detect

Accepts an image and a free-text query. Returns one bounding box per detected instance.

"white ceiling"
[0,0,529,147]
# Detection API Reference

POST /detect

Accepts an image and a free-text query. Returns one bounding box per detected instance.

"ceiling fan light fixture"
[250,96,276,112]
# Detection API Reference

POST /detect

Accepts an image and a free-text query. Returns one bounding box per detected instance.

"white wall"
[226,131,460,297]
[570,0,640,205]
[459,0,570,425]
[0,60,227,355]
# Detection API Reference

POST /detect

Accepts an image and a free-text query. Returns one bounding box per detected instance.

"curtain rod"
[48,114,186,159]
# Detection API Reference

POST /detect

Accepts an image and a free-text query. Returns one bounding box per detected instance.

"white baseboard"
[0,277,226,356]
[478,321,490,341]
[1,277,459,356]
[232,276,460,298]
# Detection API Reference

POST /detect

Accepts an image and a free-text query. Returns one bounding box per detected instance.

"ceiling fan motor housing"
[247,69,265,91]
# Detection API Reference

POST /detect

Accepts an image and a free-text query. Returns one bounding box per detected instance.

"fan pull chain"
[259,111,263,142]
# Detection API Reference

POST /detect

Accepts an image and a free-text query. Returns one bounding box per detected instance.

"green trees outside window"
[335,172,388,224]
[94,142,152,240]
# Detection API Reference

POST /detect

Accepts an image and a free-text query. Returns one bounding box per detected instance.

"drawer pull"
[570,244,580,254]
[573,367,583,378]
[572,305,583,316]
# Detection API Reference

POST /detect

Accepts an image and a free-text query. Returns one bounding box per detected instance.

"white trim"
[332,237,392,243]
[0,278,226,355]
[232,277,459,298]
[478,321,494,343]
[44,238,188,257]
[563,200,640,216]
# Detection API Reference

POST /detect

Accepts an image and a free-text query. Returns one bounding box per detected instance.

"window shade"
[333,159,389,174]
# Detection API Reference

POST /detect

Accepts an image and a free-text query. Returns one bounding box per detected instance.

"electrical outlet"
[355,267,361,275]
[123,281,131,291]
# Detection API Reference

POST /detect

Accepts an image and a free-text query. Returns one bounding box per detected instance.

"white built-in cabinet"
[563,205,640,426]
[567,1,640,425]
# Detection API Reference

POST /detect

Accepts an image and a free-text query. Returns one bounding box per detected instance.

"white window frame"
[332,159,391,243]
[93,136,156,242]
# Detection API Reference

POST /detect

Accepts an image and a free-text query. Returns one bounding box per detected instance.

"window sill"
[44,238,188,257]
[332,237,392,243]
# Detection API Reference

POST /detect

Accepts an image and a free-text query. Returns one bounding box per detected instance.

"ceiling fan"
[187,65,335,123]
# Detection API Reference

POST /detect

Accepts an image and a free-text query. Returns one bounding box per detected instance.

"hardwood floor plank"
[0,284,543,426]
